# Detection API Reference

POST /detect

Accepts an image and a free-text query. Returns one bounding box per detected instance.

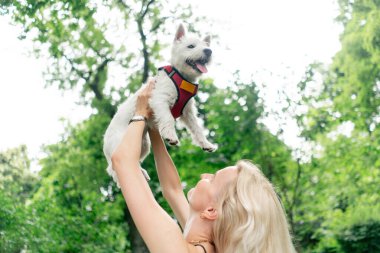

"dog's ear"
[203,35,211,46]
[175,24,186,41]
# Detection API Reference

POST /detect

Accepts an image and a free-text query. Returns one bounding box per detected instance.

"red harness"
[158,66,198,119]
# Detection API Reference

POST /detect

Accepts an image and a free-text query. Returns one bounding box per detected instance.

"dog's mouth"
[186,58,209,73]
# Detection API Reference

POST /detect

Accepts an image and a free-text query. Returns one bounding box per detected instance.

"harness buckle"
[168,70,175,78]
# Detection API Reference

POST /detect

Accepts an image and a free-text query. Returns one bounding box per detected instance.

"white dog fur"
[103,24,217,186]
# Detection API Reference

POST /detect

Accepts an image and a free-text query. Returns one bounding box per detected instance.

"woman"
[111,79,296,253]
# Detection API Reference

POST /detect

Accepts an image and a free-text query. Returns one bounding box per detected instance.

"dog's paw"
[161,128,180,146]
[201,143,217,152]
[165,138,180,146]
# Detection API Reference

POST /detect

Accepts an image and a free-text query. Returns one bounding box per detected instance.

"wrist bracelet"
[129,115,147,124]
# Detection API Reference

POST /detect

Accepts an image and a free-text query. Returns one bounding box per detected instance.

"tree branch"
[88,58,110,101]
[136,0,155,83]
[117,0,132,11]
[139,0,155,19]
[63,55,89,82]
[150,17,168,33]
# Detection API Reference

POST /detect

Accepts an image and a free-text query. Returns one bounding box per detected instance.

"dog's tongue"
[195,63,208,73]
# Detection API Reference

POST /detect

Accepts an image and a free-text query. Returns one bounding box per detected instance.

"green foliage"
[0,146,34,251]
[312,203,380,253]
[336,204,380,253]
[0,116,128,252]
[0,189,128,253]
[338,221,380,253]
[25,196,127,253]
[299,0,380,136]
[29,114,128,252]
[292,0,380,251]
[0,190,29,252]
[0,145,37,202]
[37,114,111,196]
[330,0,380,132]
[292,129,380,251]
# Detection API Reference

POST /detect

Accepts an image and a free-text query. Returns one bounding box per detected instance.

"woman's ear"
[200,207,218,221]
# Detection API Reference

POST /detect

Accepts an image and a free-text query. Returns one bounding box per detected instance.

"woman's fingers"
[140,78,155,98]
[135,78,156,118]
[146,78,155,94]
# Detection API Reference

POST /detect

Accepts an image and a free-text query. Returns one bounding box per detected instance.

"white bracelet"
[129,115,147,124]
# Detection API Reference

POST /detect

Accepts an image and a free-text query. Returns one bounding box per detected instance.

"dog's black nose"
[203,48,212,57]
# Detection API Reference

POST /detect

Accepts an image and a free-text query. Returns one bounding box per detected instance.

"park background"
[0,0,379,252]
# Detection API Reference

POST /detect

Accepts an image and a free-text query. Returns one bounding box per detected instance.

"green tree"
[0,145,36,201]
[332,0,380,133]
[298,0,380,137]
[27,115,128,252]
[0,146,35,252]
[291,1,380,251]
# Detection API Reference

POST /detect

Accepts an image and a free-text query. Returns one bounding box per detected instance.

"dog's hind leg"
[140,131,151,161]
[179,98,217,152]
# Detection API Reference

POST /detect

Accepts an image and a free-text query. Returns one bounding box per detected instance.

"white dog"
[103,24,217,186]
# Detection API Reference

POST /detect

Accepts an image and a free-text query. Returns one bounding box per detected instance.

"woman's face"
[187,166,238,211]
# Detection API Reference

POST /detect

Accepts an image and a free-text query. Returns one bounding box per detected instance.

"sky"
[0,0,342,168]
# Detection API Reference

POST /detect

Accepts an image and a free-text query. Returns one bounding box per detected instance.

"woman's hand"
[135,78,155,119]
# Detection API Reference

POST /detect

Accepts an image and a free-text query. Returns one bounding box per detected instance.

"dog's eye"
[187,44,195,49]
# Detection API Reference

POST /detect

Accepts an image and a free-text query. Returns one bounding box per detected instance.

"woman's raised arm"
[149,127,190,229]
[111,81,189,253]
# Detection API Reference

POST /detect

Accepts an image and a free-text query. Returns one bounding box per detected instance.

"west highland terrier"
[103,24,217,186]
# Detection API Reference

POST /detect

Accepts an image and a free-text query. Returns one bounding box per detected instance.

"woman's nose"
[201,173,212,180]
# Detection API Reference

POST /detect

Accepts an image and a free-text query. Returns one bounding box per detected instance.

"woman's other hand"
[135,78,155,119]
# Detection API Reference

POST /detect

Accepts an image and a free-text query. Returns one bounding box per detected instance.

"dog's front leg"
[150,99,180,146]
[180,98,217,152]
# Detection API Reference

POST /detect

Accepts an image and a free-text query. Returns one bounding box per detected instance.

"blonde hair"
[213,160,295,253]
